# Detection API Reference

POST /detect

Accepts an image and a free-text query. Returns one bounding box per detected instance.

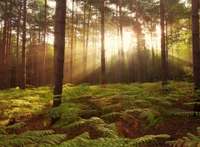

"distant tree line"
[0,0,194,90]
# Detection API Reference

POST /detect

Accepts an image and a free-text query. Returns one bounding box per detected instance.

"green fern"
[128,134,171,147]
[58,133,170,147]
[48,102,82,118]
[167,127,200,147]
[5,122,26,130]
[65,117,119,138]
[58,132,90,147]
[0,129,66,147]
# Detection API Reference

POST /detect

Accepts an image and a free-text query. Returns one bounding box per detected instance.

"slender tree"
[160,0,167,85]
[41,0,47,86]
[70,0,75,83]
[52,0,66,125]
[16,1,22,87]
[192,0,200,112]
[101,0,106,86]
[136,0,142,83]
[21,0,27,90]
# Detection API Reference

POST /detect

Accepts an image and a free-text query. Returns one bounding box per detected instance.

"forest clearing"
[0,82,200,147]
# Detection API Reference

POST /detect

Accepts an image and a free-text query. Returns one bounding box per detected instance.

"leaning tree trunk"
[52,0,66,125]
[192,0,200,112]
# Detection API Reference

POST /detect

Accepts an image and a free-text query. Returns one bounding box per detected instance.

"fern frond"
[20,130,55,138]
[6,122,26,130]
[79,109,100,117]
[66,117,119,138]
[101,112,122,122]
[33,134,66,146]
[166,128,200,147]
[58,132,90,147]
[0,128,7,135]
[128,134,171,147]
[48,102,82,118]
[0,134,33,147]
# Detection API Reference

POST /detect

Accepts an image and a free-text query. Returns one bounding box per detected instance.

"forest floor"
[17,105,200,147]
[1,81,200,146]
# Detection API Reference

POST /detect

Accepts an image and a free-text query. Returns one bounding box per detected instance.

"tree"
[52,0,66,124]
[16,0,22,87]
[21,0,27,90]
[160,0,167,85]
[101,0,106,87]
[192,0,200,112]
[41,0,47,86]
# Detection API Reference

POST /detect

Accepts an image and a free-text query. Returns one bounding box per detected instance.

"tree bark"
[70,0,74,83]
[192,0,200,112]
[160,0,167,85]
[101,0,106,86]
[41,0,47,86]
[52,0,66,125]
[21,0,27,90]
[16,1,22,87]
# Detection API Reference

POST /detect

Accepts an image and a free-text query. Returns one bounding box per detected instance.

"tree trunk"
[101,0,106,86]
[119,0,124,82]
[52,0,66,125]
[16,1,22,87]
[82,2,86,81]
[192,0,200,112]
[160,0,167,85]
[21,0,27,90]
[70,0,74,83]
[41,0,47,86]
[136,0,142,83]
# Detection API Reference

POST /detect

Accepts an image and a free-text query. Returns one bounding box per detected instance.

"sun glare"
[105,31,134,57]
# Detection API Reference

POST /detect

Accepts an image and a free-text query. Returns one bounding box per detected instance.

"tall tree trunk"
[160,0,167,85]
[16,1,22,87]
[86,4,91,82]
[1,0,8,90]
[82,2,86,81]
[119,0,124,82]
[52,0,66,125]
[70,0,74,83]
[41,0,47,86]
[151,32,155,82]
[101,0,106,86]
[192,0,200,112]
[6,10,12,88]
[136,0,142,83]
[21,0,27,90]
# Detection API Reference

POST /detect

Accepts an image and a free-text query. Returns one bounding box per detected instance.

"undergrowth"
[0,81,198,146]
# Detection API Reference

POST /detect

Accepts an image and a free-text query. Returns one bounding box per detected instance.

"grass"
[0,81,199,147]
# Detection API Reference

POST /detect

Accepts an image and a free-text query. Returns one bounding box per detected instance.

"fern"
[48,102,82,118]
[167,127,200,147]
[5,122,26,130]
[58,133,170,147]
[128,134,170,147]
[0,129,66,147]
[58,132,90,147]
[65,117,119,138]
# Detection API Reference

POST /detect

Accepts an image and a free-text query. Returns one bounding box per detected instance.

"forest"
[0,0,200,146]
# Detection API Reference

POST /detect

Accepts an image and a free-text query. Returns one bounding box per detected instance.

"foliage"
[59,132,170,147]
[0,87,51,119]
[0,81,198,146]
[167,127,200,147]
[0,122,66,147]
